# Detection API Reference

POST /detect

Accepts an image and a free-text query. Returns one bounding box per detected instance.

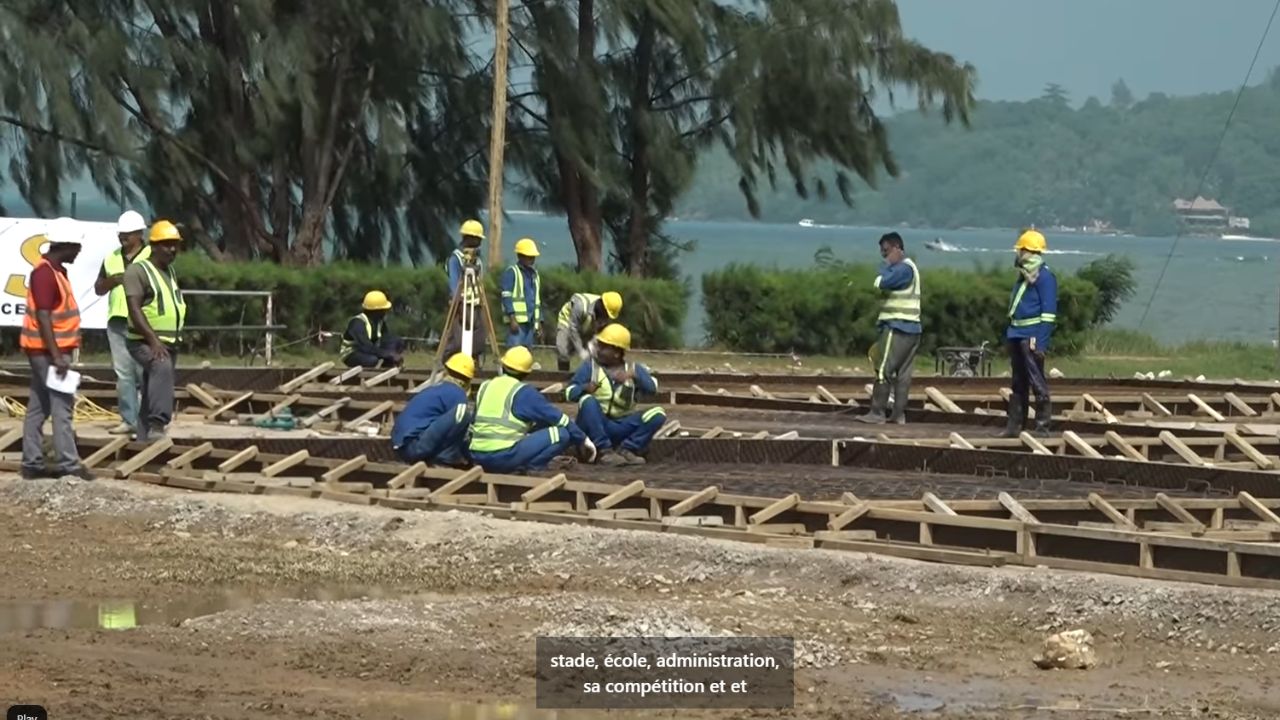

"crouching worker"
[339,291,405,369]
[564,324,665,466]
[391,353,475,467]
[469,347,594,474]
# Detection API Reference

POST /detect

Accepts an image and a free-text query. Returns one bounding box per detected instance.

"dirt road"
[1,474,1277,719]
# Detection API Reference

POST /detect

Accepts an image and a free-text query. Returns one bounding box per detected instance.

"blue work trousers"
[505,321,537,350]
[575,397,666,453]
[471,428,571,474]
[395,413,471,466]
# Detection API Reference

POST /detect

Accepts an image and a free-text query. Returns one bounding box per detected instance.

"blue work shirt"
[875,260,922,335]
[564,361,660,402]
[1005,264,1058,349]
[446,250,482,299]
[500,264,541,319]
[391,381,468,448]
[509,383,587,445]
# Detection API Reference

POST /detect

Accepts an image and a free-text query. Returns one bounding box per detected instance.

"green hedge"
[701,263,1099,356]
[173,256,688,352]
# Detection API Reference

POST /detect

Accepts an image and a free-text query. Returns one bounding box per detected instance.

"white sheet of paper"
[45,366,81,395]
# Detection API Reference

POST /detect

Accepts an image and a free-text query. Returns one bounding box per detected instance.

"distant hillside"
[677,75,1280,237]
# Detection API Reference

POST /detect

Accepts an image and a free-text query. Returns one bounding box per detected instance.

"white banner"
[1,216,120,330]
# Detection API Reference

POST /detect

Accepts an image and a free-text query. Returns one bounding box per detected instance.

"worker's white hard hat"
[45,217,83,245]
[117,210,147,234]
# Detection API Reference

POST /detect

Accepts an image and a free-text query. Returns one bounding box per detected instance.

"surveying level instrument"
[436,249,501,365]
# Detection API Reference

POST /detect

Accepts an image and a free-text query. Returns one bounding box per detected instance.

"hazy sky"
[897,0,1280,102]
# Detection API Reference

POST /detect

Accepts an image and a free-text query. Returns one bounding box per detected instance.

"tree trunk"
[624,10,656,277]
[559,151,603,271]
[566,0,605,272]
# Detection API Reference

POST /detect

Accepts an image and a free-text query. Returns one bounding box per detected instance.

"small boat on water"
[925,237,960,252]
[798,218,816,227]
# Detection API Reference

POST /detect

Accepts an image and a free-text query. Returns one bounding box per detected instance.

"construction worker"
[94,210,151,435]
[339,291,405,369]
[555,291,622,371]
[469,347,594,474]
[999,229,1059,438]
[444,219,488,362]
[857,232,922,425]
[123,220,187,442]
[20,218,94,481]
[391,353,475,466]
[500,237,542,350]
[564,324,665,466]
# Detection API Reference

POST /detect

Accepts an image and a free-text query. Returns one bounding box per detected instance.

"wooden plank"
[320,480,375,493]
[816,386,841,404]
[654,420,682,439]
[1088,493,1138,530]
[511,500,574,513]
[113,437,174,478]
[772,430,799,440]
[1105,430,1148,461]
[1225,432,1276,470]
[216,446,259,473]
[921,492,957,516]
[342,400,395,431]
[948,432,975,450]
[661,515,725,527]
[998,492,1040,525]
[828,501,870,531]
[1140,393,1173,418]
[1062,430,1104,459]
[744,522,807,535]
[82,436,131,469]
[264,394,302,418]
[924,387,964,414]
[362,366,402,388]
[320,454,367,483]
[164,474,217,491]
[277,362,336,393]
[386,462,426,490]
[595,480,646,510]
[699,426,723,439]
[185,383,222,409]
[813,529,877,541]
[1238,492,1280,526]
[1224,392,1259,417]
[667,486,718,517]
[428,466,485,500]
[299,397,350,428]
[328,365,363,385]
[749,384,776,400]
[321,490,377,506]
[1187,393,1226,422]
[1081,393,1119,424]
[521,474,568,503]
[434,493,491,506]
[1159,430,1206,467]
[588,508,651,521]
[748,493,800,525]
[206,392,254,420]
[262,450,310,477]
[164,442,214,469]
[1155,493,1206,532]
[1018,431,1052,456]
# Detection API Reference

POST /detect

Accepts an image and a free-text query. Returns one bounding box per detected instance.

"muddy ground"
[0,474,1277,720]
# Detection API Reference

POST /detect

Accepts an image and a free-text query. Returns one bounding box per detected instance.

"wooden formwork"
[2,434,1278,591]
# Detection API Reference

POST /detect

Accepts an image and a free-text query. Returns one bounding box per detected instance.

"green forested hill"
[678,76,1280,236]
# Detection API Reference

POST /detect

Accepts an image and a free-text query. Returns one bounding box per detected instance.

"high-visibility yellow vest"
[102,244,151,320]
[451,249,481,304]
[504,265,541,324]
[469,375,532,453]
[582,361,637,419]
[876,258,922,324]
[557,292,600,333]
[126,259,186,344]
[338,313,386,360]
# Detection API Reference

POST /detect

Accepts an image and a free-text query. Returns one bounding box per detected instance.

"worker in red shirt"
[19,219,94,480]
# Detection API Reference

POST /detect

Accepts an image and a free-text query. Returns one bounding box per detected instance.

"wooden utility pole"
[486,0,511,268]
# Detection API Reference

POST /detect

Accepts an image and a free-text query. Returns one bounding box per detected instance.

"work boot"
[63,465,96,482]
[20,467,51,480]
[996,399,1026,438]
[597,450,629,467]
[855,412,886,424]
[618,449,647,466]
[108,422,133,435]
[1032,399,1053,438]
[546,456,578,472]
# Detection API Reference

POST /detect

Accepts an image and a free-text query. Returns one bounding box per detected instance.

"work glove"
[578,348,590,361]
[582,437,597,463]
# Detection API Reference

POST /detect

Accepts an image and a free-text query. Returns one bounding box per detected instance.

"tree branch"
[0,115,132,158]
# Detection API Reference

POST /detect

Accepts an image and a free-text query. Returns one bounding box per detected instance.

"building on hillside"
[1171,196,1249,234]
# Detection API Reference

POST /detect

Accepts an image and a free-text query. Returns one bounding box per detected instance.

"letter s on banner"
[3,234,47,299]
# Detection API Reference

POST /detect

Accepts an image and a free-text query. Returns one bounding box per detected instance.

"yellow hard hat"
[514,237,539,257]
[149,220,182,243]
[601,291,622,319]
[460,219,485,239]
[1014,229,1047,253]
[501,346,534,374]
[597,323,631,351]
[444,352,476,380]
[362,290,392,311]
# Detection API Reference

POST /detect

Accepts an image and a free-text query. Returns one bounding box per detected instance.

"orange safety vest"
[20,258,81,352]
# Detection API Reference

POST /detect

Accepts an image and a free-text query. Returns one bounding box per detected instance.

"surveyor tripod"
[435,261,502,365]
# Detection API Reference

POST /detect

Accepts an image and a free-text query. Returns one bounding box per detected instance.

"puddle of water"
[0,585,403,632]
[882,691,946,713]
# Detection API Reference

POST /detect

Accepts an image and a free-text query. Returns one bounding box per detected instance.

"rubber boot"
[996,397,1026,438]
[856,382,892,424]
[1032,398,1053,438]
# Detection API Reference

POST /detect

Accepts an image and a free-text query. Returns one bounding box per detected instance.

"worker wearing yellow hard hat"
[123,219,188,442]
[998,228,1058,438]
[470,346,593,474]
[555,290,622,371]
[564,324,666,466]
[391,353,475,466]
[339,289,405,369]
[444,219,490,364]
[500,237,543,350]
